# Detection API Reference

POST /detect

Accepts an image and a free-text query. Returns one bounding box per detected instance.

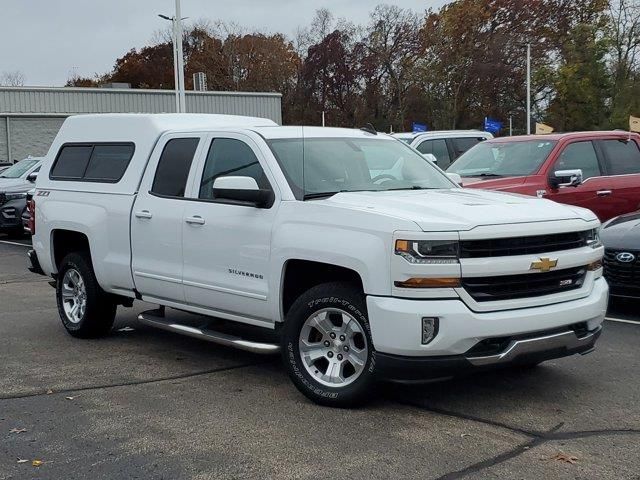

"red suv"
[447,131,640,221]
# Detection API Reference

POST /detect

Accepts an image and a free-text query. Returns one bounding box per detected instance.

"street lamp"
[158,0,187,113]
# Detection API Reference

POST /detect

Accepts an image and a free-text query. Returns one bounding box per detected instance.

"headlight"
[5,192,27,201]
[585,229,601,249]
[395,239,459,264]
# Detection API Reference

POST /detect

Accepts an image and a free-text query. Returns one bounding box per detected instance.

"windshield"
[447,140,557,177]
[0,159,39,179]
[267,137,456,199]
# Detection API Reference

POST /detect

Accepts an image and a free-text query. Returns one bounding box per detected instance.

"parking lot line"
[0,239,31,247]
[606,317,640,325]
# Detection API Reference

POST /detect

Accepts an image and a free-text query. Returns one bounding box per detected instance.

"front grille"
[462,266,587,302]
[460,231,590,258]
[603,249,640,287]
[0,193,5,206]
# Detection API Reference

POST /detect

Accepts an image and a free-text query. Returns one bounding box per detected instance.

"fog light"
[422,317,439,345]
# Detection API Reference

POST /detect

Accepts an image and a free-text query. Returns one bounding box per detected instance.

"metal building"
[0,86,282,163]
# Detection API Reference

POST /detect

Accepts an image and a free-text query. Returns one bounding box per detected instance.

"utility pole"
[526,43,531,135]
[509,116,513,136]
[322,111,325,127]
[175,0,186,113]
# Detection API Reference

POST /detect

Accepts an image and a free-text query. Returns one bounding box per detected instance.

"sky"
[2,0,449,87]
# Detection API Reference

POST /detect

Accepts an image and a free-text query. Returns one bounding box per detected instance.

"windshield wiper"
[472,173,503,178]
[303,189,381,200]
[386,186,439,191]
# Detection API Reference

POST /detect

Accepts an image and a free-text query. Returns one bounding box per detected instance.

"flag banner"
[536,123,554,134]
[484,117,502,134]
[412,122,428,133]
[630,115,640,133]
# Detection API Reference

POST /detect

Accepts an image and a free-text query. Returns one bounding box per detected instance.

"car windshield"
[447,140,557,177]
[267,136,456,200]
[0,159,39,179]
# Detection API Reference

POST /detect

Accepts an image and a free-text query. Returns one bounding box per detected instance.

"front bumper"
[0,198,27,230]
[367,277,607,364]
[375,325,601,382]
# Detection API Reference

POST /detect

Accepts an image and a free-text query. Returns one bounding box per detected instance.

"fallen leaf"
[32,460,43,467]
[461,433,471,438]
[117,326,135,332]
[9,428,27,434]
[551,452,578,464]
[65,396,77,401]
[17,459,28,464]
[46,389,53,395]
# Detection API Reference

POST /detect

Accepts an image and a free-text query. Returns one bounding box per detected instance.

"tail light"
[27,198,35,235]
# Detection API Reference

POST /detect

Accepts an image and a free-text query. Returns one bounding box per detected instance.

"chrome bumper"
[466,326,602,367]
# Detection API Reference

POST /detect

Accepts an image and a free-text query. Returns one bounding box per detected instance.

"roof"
[393,130,493,141]
[251,126,396,140]
[486,131,640,142]
[0,86,282,124]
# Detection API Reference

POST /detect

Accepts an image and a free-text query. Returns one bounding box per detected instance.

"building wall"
[0,86,283,162]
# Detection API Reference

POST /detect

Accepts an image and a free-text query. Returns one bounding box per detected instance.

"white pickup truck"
[29,114,608,407]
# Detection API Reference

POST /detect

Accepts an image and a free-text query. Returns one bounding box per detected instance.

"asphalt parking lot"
[1,237,639,480]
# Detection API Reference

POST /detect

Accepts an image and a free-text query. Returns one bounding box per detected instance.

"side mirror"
[447,172,463,186]
[550,169,583,189]
[27,171,38,183]
[212,176,273,208]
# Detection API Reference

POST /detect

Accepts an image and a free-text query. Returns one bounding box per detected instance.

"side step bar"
[137,310,280,355]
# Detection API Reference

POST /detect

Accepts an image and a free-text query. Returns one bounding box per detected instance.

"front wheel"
[281,282,376,407]
[56,252,117,338]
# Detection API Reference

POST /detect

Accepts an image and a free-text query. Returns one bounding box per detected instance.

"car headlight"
[4,192,27,201]
[585,228,602,249]
[395,239,459,264]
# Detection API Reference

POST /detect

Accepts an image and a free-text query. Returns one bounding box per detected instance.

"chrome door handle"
[135,210,153,219]
[597,190,612,197]
[185,215,205,225]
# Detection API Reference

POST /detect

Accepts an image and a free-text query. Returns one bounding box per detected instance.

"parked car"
[0,157,42,237]
[30,114,606,407]
[447,131,640,222]
[600,211,640,300]
[0,162,12,173]
[393,130,493,170]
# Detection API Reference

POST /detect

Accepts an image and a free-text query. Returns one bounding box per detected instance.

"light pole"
[526,43,531,135]
[158,14,180,112]
[158,0,187,113]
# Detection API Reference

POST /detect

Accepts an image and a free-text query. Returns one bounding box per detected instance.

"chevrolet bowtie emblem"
[530,257,558,272]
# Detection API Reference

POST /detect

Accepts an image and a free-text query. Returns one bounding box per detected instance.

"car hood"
[601,212,640,250]
[0,178,31,192]
[320,188,596,231]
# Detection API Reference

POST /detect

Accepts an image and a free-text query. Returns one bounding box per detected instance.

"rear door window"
[151,138,200,197]
[600,139,640,175]
[555,141,602,180]
[417,139,451,168]
[451,137,484,158]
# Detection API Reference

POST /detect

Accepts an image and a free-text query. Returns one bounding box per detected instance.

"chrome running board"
[466,326,602,366]
[137,310,280,355]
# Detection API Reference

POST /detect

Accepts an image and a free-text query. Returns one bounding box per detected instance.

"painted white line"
[605,317,640,325]
[0,240,31,248]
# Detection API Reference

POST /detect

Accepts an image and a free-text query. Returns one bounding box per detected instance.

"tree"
[546,24,611,130]
[0,71,25,86]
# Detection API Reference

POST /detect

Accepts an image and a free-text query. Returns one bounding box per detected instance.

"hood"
[461,176,527,190]
[0,178,31,192]
[601,212,640,250]
[319,188,596,232]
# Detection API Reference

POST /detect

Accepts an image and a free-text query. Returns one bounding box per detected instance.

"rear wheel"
[282,282,376,407]
[56,252,116,338]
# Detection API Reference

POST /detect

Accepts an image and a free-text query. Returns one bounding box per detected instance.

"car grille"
[603,249,639,288]
[460,231,590,258]
[0,193,5,206]
[462,266,587,302]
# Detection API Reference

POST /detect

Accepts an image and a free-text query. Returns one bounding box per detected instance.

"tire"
[56,252,117,338]
[281,282,376,408]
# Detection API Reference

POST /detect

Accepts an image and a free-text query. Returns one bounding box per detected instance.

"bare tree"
[0,70,26,86]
